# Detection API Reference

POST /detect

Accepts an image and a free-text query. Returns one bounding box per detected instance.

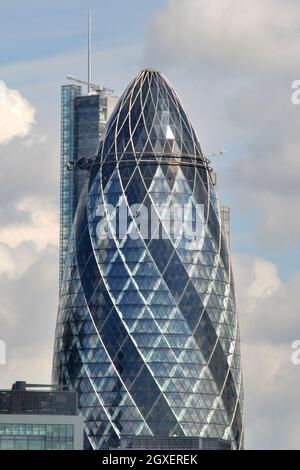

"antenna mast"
[88,9,92,94]
[67,9,115,95]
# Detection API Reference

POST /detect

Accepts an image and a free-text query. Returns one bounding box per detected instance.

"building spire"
[88,9,92,94]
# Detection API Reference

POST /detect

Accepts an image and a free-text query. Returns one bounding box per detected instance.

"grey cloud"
[243,342,300,449]
[146,0,300,75]
[226,80,300,247]
[0,245,58,387]
[233,254,300,448]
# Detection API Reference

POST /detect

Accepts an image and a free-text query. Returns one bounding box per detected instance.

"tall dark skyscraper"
[53,69,243,450]
[59,85,119,289]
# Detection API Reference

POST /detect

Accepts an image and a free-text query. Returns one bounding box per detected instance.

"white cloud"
[0,82,35,145]
[0,242,38,279]
[233,255,280,314]
[235,254,300,344]
[0,197,59,251]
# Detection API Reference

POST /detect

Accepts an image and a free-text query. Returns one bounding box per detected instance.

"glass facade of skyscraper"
[53,70,243,450]
[60,85,81,291]
[59,87,119,289]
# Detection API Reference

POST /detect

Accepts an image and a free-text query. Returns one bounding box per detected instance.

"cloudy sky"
[1,0,300,449]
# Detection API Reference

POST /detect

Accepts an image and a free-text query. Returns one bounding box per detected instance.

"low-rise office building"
[0,381,84,450]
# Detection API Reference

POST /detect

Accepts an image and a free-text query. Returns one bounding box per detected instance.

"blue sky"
[1,0,300,450]
[1,0,165,64]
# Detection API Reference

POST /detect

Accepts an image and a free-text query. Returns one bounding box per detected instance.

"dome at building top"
[99,69,206,167]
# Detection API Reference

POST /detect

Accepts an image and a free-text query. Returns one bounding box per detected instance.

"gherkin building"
[53,69,244,450]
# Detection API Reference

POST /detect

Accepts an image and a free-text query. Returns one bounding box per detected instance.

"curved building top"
[99,69,206,168]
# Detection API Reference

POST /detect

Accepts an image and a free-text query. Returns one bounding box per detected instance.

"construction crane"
[206,150,226,158]
[204,150,227,186]
[67,157,94,171]
[66,74,114,94]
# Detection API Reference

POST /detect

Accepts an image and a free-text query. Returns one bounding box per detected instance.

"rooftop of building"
[0,381,78,416]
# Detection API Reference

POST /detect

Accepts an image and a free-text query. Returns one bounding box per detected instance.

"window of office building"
[0,423,74,450]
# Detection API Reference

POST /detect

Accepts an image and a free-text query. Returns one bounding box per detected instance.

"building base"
[119,437,231,450]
